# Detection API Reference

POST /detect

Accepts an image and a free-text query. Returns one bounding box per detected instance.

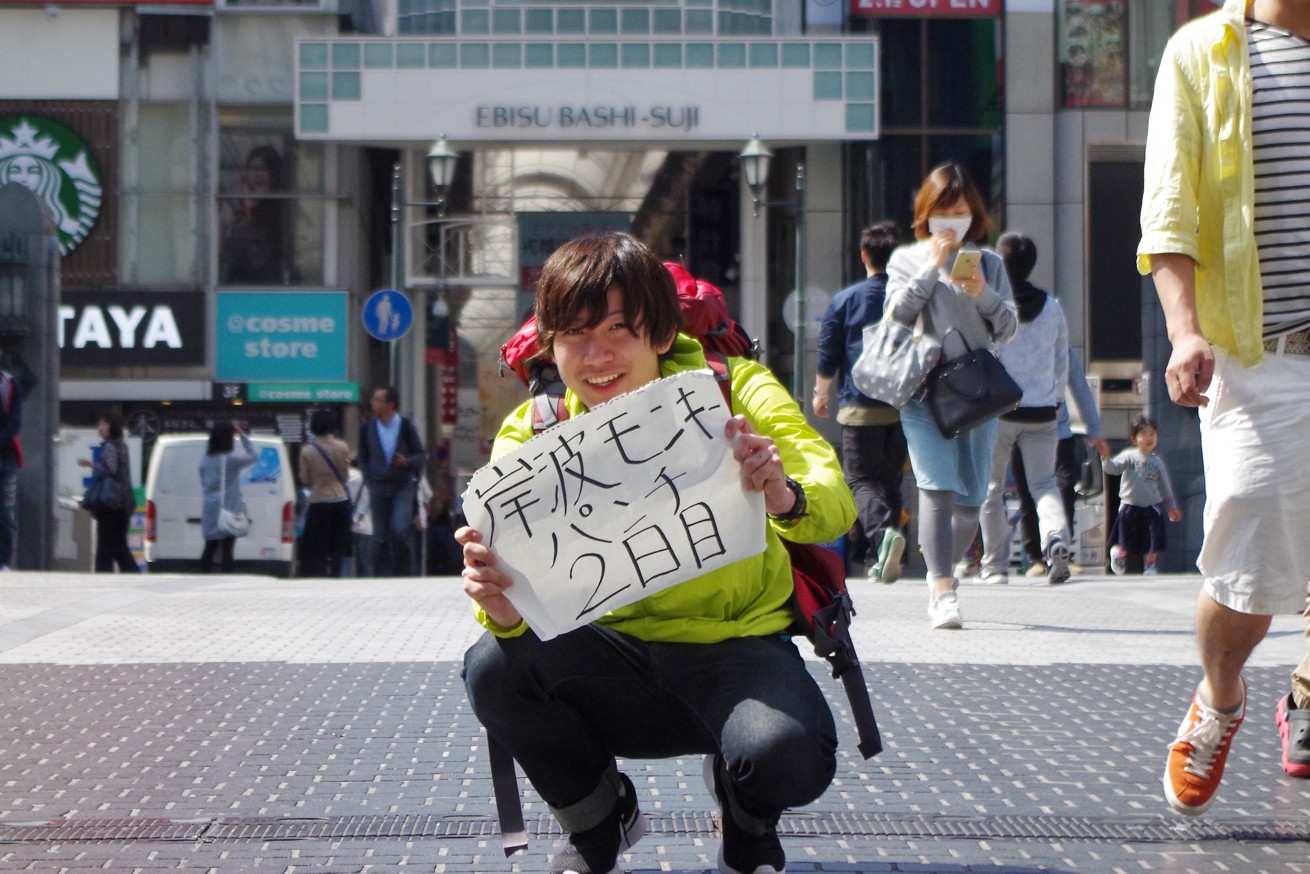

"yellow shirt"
[1136,0,1265,367]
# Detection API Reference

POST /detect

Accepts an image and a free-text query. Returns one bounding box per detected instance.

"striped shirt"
[1250,19,1310,337]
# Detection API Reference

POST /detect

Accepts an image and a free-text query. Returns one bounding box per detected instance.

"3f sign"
[57,305,183,349]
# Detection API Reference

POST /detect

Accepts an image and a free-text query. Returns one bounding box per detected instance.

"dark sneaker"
[1046,539,1071,585]
[549,772,646,874]
[702,755,785,874]
[1163,681,1245,816]
[1275,693,1310,779]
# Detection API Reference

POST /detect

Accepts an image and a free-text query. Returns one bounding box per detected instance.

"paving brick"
[0,571,1308,872]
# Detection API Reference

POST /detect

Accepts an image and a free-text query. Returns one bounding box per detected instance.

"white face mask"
[928,214,973,242]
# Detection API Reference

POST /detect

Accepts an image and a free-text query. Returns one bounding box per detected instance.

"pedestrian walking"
[199,422,256,573]
[814,220,909,583]
[298,409,354,578]
[355,386,426,577]
[883,163,1017,630]
[977,232,1072,585]
[78,410,139,573]
[1139,0,1310,815]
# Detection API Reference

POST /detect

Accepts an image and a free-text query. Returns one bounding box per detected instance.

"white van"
[144,433,296,576]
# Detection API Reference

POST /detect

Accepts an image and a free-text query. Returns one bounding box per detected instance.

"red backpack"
[487,263,881,854]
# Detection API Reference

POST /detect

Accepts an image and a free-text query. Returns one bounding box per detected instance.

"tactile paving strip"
[3,812,1308,844]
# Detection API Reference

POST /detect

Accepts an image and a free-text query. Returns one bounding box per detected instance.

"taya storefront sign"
[850,0,1001,16]
[59,289,206,367]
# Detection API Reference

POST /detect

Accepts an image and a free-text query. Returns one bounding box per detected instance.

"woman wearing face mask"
[883,162,1017,630]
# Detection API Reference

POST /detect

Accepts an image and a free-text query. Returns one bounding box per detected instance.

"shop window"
[217,116,326,287]
[123,104,198,286]
[1059,0,1175,108]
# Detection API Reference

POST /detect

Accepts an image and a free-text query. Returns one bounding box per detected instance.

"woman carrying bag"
[199,421,256,573]
[883,162,1017,630]
[297,409,354,577]
[78,410,139,573]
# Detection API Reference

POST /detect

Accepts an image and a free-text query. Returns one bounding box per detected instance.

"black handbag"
[83,476,124,516]
[926,331,1023,439]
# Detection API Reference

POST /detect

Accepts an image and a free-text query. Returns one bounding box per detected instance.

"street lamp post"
[739,136,807,405]
[388,136,460,391]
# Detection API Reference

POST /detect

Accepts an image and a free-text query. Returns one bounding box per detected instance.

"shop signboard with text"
[215,291,348,382]
[850,0,1001,16]
[60,289,206,368]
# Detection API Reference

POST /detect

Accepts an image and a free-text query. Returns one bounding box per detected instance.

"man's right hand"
[455,526,522,629]
[812,391,830,418]
[1164,330,1214,407]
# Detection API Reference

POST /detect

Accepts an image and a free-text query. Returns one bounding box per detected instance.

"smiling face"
[551,286,672,409]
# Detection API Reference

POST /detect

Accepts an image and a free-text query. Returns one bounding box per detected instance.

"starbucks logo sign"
[0,116,102,256]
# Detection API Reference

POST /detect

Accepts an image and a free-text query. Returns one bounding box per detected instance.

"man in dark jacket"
[813,221,907,582]
[356,386,425,577]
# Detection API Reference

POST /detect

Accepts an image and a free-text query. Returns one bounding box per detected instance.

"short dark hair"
[859,220,902,271]
[372,386,399,407]
[309,409,335,437]
[1129,415,1159,443]
[98,409,124,440]
[996,232,1038,283]
[534,232,682,356]
[911,162,991,243]
[207,421,235,455]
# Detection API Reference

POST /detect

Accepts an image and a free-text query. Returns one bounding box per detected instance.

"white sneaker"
[928,590,963,629]
[875,529,906,584]
[1110,546,1127,576]
[1046,540,1070,585]
[1143,564,1159,576]
[977,569,1008,585]
[953,560,978,579]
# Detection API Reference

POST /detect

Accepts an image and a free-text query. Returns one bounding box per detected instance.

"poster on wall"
[1059,1,1127,107]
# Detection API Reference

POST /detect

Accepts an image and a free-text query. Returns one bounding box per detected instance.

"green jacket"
[474,334,857,644]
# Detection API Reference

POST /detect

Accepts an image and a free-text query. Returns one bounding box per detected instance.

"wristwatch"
[770,477,808,522]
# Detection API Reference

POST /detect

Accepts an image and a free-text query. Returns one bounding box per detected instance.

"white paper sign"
[462,370,767,640]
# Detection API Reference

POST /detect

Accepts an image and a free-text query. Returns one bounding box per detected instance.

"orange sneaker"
[1163,681,1245,816]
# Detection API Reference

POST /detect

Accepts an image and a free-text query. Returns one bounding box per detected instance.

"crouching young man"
[457,232,856,874]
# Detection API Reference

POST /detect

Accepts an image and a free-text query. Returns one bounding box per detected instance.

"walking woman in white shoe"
[883,163,1016,630]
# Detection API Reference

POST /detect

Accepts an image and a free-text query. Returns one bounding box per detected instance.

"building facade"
[0,0,1216,564]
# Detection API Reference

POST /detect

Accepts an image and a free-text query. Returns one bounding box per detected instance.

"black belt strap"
[487,732,528,856]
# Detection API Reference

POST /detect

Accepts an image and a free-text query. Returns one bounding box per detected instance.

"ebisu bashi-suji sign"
[0,116,102,256]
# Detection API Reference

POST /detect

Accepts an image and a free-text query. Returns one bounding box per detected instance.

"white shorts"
[1198,346,1310,615]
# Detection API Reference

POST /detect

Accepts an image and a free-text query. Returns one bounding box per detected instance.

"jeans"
[840,422,907,565]
[462,625,837,833]
[0,455,16,568]
[368,483,415,577]
[1013,436,1079,564]
[979,418,1068,575]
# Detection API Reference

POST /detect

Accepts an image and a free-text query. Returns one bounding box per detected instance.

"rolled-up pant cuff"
[550,761,621,834]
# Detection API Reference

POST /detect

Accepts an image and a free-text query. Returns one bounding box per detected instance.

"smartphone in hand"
[949,249,982,281]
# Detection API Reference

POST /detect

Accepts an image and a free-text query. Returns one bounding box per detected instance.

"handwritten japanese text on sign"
[462,370,766,640]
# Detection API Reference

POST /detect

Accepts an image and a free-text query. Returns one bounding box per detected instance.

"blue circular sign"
[363,289,413,341]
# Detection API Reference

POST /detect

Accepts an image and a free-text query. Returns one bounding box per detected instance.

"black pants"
[299,501,353,577]
[200,536,235,573]
[1013,436,1078,564]
[841,422,908,565]
[463,626,836,830]
[94,510,139,573]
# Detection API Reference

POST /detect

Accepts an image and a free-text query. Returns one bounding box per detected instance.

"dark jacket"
[356,415,426,493]
[815,275,893,410]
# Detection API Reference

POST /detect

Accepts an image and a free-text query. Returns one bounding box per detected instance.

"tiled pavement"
[1,570,1308,873]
